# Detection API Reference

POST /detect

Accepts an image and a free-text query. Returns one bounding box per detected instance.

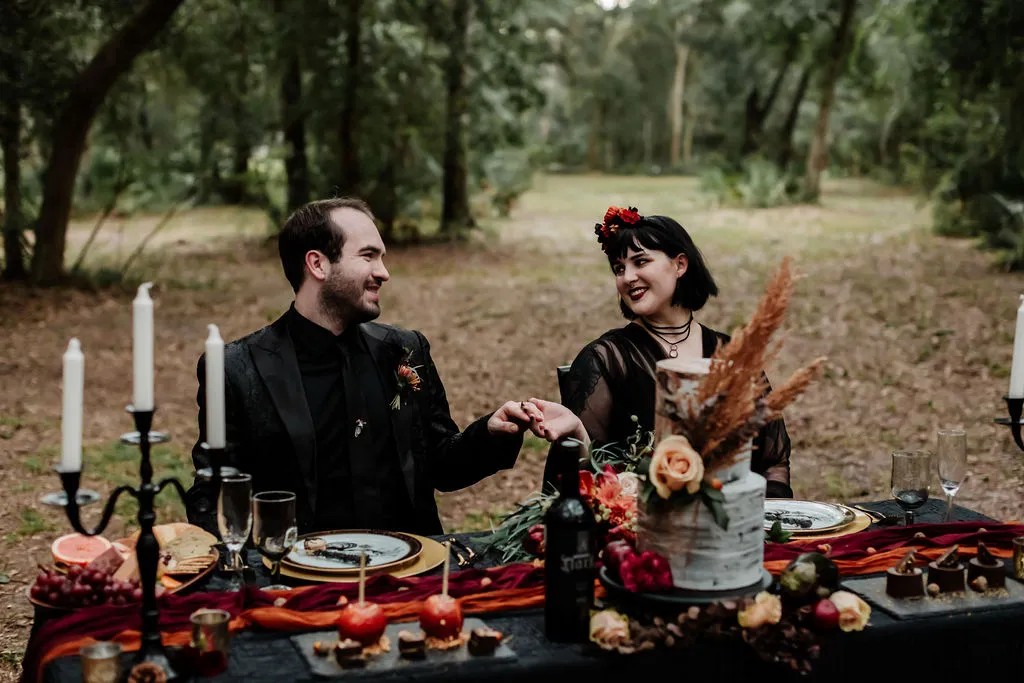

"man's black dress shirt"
[287,307,413,531]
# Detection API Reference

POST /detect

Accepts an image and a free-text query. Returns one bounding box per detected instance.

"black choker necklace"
[642,313,693,358]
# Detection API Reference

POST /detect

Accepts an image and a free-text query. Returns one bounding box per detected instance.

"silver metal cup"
[79,642,121,683]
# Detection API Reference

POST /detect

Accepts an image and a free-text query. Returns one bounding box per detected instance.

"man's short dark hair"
[602,214,719,318]
[278,197,376,292]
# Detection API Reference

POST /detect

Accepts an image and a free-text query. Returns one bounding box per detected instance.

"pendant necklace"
[642,313,693,358]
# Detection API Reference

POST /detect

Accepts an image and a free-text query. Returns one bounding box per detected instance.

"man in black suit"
[186,197,584,535]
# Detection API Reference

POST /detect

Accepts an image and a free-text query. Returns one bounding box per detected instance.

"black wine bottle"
[543,437,597,642]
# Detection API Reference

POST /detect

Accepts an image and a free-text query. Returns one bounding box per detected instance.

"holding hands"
[487,398,589,446]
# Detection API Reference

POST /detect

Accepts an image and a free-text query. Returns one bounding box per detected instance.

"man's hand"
[488,400,546,436]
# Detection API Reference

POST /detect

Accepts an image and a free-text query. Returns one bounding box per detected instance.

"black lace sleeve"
[562,343,615,445]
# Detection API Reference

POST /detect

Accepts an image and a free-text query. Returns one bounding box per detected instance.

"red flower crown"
[594,206,642,252]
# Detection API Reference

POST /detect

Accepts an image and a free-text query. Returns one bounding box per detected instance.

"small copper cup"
[1013,537,1024,580]
[190,608,231,654]
[80,642,121,683]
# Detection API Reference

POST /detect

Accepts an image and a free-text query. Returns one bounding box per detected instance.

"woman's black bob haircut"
[602,214,719,318]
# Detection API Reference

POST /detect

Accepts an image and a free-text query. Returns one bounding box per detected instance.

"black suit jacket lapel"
[250,317,318,517]
[361,325,417,508]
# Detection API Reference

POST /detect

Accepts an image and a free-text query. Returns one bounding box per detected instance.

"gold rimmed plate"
[271,534,446,583]
[283,529,423,575]
[764,500,856,535]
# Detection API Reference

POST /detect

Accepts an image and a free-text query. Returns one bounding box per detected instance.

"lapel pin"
[354,419,367,438]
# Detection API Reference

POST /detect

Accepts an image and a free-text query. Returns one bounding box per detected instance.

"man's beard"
[319,273,380,328]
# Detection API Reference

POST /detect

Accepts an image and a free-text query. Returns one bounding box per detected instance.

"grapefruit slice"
[51,533,113,567]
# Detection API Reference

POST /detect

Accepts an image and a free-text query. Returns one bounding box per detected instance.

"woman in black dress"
[560,206,793,498]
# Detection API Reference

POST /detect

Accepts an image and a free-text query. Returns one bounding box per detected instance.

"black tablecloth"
[37,500,1024,682]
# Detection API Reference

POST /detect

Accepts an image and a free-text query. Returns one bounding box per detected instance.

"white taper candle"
[132,282,154,411]
[1010,294,1024,398]
[61,338,84,472]
[205,324,226,448]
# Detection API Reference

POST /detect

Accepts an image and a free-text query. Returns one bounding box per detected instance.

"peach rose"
[737,591,783,629]
[649,435,705,499]
[617,472,640,498]
[829,590,871,632]
[589,609,631,650]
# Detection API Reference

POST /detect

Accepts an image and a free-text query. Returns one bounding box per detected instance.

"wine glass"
[216,473,252,591]
[936,428,967,522]
[891,450,932,526]
[252,490,298,584]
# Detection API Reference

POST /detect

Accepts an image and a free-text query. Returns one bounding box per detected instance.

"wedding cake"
[637,357,767,592]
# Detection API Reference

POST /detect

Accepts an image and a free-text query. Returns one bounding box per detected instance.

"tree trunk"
[586,103,605,171]
[742,40,796,157]
[281,52,308,211]
[440,0,474,237]
[338,0,362,195]
[31,0,185,284]
[777,65,813,170]
[2,80,26,281]
[274,0,308,211]
[683,102,696,166]
[222,10,251,205]
[668,42,690,168]
[803,0,858,200]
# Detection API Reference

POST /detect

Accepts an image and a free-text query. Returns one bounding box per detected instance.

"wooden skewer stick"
[358,551,366,605]
[442,540,451,598]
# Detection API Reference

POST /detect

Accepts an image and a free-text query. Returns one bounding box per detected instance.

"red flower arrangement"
[579,465,639,546]
[594,205,643,251]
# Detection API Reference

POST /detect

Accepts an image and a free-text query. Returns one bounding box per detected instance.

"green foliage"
[699,158,800,208]
[480,490,557,565]
[17,508,54,537]
[483,149,534,217]
[3,0,1023,270]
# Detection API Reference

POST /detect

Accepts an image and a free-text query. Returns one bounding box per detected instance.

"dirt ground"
[2,174,1024,680]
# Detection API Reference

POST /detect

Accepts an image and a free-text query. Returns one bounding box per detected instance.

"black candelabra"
[995,395,1024,454]
[51,407,186,679]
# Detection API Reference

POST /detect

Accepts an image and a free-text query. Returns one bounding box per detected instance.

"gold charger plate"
[266,534,447,584]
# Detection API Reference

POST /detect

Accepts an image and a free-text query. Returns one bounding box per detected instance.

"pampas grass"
[683,257,824,470]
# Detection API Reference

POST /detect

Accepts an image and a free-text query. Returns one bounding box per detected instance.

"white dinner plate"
[283,529,423,574]
[763,500,856,534]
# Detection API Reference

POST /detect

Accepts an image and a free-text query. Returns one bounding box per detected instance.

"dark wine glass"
[252,490,298,583]
[891,450,932,526]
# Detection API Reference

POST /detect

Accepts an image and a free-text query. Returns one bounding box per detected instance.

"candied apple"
[337,602,387,646]
[420,594,463,640]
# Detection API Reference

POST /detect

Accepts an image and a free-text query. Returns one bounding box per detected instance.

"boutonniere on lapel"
[390,349,423,410]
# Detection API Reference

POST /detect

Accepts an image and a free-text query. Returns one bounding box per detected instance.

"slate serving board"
[290,617,515,678]
[841,563,1024,620]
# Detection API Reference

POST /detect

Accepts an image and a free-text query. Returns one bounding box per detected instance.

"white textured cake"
[637,357,766,592]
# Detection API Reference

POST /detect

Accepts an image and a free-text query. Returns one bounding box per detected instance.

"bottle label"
[557,531,595,573]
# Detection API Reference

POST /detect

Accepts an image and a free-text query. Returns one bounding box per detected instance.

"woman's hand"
[487,400,546,435]
[526,397,590,446]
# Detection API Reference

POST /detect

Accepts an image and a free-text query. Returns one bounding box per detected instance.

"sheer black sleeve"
[562,343,614,446]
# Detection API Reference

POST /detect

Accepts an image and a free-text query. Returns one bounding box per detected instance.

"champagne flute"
[252,490,298,584]
[891,450,932,526]
[216,473,252,591]
[936,428,967,522]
